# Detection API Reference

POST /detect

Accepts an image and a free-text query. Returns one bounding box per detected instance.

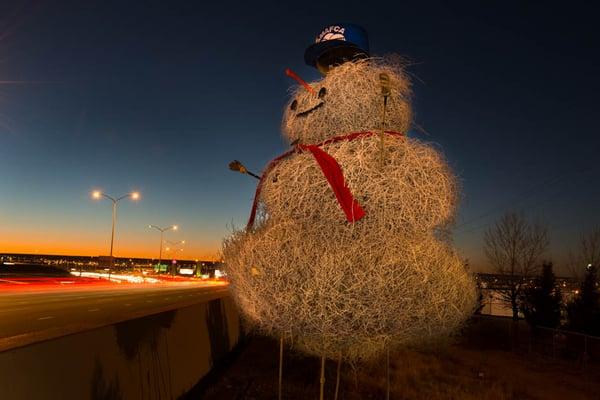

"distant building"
[476,273,579,317]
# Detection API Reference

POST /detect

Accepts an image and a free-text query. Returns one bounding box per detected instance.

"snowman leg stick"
[319,354,326,400]
[228,160,261,180]
[278,334,284,400]
[379,73,391,169]
[334,352,342,400]
[386,345,390,400]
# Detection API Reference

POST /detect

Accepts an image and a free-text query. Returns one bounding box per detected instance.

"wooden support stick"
[379,100,388,168]
[386,346,390,400]
[278,335,284,400]
[319,354,326,400]
[379,73,391,169]
[334,353,342,400]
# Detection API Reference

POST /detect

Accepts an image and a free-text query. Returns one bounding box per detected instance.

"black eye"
[290,100,298,111]
[318,87,327,99]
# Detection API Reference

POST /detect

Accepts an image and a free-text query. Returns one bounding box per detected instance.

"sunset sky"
[0,2,597,270]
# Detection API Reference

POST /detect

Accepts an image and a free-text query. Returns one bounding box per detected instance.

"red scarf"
[246,131,404,230]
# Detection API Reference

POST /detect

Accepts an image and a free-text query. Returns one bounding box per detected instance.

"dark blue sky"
[0,1,598,270]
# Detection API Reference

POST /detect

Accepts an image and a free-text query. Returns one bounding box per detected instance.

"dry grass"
[223,58,476,362]
[200,335,600,400]
[355,348,516,400]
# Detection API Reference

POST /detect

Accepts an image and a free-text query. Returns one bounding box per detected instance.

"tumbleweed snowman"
[224,24,476,362]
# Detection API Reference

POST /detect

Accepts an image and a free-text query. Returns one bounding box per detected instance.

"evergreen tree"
[520,262,562,328]
[567,265,600,335]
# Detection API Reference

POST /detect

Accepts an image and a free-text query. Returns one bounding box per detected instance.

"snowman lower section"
[223,220,476,362]
[224,135,475,362]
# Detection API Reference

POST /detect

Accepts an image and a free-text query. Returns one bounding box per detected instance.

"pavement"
[0,281,229,352]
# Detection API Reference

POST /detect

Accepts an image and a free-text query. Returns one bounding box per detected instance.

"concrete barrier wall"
[0,295,240,400]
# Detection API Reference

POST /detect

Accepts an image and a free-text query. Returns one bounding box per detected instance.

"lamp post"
[165,240,186,252]
[165,240,185,275]
[148,224,178,272]
[92,190,140,267]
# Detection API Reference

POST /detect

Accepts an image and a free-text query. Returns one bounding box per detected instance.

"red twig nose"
[285,68,316,94]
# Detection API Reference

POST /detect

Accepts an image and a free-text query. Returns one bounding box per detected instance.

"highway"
[0,282,229,352]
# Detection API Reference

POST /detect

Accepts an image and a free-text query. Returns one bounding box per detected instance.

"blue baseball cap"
[304,24,370,69]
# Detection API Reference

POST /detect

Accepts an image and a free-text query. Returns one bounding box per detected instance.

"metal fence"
[528,325,600,367]
[467,315,600,371]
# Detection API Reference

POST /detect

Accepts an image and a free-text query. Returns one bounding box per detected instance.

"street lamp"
[148,224,178,271]
[165,239,186,250]
[92,190,140,266]
[165,240,186,268]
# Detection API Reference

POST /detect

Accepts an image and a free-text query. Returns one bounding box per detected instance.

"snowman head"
[282,57,412,144]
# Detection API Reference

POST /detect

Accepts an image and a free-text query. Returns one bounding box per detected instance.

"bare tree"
[567,227,600,281]
[484,212,549,320]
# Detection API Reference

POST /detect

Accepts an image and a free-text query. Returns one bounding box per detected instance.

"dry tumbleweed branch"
[223,57,476,362]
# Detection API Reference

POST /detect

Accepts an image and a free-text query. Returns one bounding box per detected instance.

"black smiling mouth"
[296,101,324,117]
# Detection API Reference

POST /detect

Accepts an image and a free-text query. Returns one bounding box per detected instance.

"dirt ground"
[194,333,600,400]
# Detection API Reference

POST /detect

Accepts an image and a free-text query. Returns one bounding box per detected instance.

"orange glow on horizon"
[1,240,219,261]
